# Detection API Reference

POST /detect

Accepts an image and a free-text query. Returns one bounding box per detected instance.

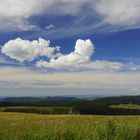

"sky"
[0,0,140,97]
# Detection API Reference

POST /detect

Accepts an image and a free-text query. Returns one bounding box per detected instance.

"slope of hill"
[0,95,140,115]
[0,96,79,106]
[71,95,140,115]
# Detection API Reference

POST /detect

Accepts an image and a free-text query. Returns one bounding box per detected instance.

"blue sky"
[0,0,140,97]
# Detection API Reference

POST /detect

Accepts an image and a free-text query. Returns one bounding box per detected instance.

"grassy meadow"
[0,112,139,140]
[110,104,140,110]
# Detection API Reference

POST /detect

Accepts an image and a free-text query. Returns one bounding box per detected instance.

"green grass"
[110,104,140,110]
[0,112,139,140]
[0,107,4,112]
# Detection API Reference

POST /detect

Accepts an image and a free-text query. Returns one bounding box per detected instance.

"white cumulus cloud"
[36,39,95,68]
[1,38,139,72]
[2,38,60,62]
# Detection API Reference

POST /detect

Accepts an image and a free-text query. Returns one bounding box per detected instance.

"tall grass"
[0,113,139,140]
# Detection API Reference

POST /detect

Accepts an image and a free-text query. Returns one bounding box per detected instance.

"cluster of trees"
[3,107,71,114]
[72,96,140,115]
[0,97,78,107]
[74,105,140,115]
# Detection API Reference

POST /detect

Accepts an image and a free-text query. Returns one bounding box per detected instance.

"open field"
[0,112,140,140]
[110,104,140,110]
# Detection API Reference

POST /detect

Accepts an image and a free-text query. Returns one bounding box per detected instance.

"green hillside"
[0,95,140,115]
